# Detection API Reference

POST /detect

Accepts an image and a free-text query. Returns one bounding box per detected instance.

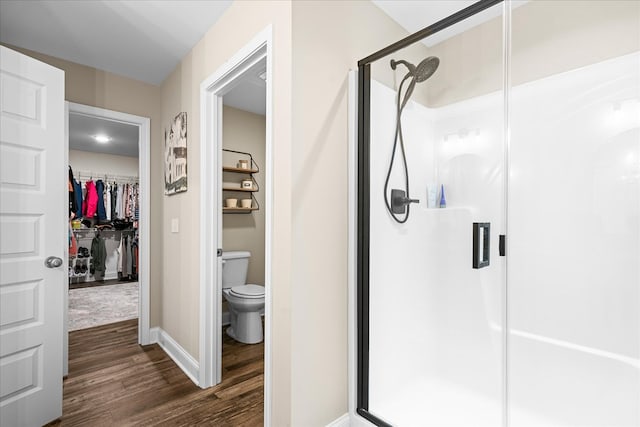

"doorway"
[64,102,151,375]
[199,26,273,422]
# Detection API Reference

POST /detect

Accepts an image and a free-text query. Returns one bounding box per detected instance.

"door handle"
[472,223,490,269]
[45,256,63,268]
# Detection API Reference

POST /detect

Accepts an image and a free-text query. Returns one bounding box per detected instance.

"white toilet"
[221,251,265,344]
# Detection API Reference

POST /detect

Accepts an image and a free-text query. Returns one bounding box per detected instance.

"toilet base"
[226,326,236,340]
[227,311,263,344]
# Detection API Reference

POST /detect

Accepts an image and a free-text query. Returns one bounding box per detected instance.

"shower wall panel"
[367,78,504,426]
[508,50,640,427]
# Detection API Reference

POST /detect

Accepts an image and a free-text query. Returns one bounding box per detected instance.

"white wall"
[69,149,139,178]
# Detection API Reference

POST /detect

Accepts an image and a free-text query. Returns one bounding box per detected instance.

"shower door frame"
[355,1,504,425]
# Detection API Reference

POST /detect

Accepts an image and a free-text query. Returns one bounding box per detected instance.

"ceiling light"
[94,134,111,143]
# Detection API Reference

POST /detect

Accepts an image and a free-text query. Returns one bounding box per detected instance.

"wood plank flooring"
[48,319,263,426]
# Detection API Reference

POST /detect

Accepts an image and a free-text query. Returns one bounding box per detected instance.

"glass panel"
[366,3,506,425]
[509,1,640,425]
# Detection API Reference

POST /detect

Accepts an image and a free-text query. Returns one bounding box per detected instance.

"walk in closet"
[69,171,139,285]
[67,110,141,331]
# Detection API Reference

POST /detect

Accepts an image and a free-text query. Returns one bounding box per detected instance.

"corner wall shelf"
[223,166,259,174]
[222,148,259,214]
[223,207,259,213]
[222,186,256,193]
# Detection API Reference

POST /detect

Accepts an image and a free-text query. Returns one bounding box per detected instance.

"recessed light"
[94,134,110,143]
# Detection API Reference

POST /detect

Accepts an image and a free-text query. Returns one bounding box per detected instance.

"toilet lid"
[230,284,264,298]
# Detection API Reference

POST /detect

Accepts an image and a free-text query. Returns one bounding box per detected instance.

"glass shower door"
[358,2,508,425]
[508,1,640,425]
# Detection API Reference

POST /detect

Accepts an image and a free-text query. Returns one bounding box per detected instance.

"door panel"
[0,45,65,427]
[362,3,506,425]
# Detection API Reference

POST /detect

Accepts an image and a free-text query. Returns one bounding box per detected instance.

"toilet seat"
[229,284,264,299]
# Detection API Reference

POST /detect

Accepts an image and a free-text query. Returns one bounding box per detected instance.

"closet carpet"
[68,282,138,331]
[47,319,264,426]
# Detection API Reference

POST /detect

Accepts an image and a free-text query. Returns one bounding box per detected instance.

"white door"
[0,46,65,426]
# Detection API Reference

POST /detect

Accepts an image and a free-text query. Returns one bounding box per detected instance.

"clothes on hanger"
[90,233,106,275]
[83,180,98,218]
[104,182,112,221]
[111,182,117,220]
[68,166,77,218]
[69,166,139,222]
[96,180,107,221]
[73,178,83,219]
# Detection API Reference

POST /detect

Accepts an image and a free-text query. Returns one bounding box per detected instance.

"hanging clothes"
[116,184,124,219]
[73,178,83,219]
[68,166,77,218]
[125,236,133,277]
[126,184,134,219]
[96,180,107,221]
[111,182,117,220]
[117,235,124,274]
[83,180,98,218]
[90,234,107,275]
[68,221,77,256]
[104,182,111,221]
[132,235,139,278]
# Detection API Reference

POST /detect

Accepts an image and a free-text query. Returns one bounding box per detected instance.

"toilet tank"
[221,251,250,289]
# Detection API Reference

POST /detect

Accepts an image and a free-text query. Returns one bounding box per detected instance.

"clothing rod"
[75,170,139,182]
[73,228,138,233]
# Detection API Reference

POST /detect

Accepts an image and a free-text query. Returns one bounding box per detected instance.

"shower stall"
[355,0,639,425]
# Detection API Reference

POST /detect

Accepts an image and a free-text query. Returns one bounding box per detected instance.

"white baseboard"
[327,413,350,427]
[150,327,199,386]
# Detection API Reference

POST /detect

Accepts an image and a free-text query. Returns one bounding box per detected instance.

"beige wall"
[2,44,164,328]
[69,150,139,178]
[158,2,292,424]
[289,1,426,424]
[426,0,640,107]
[222,106,266,286]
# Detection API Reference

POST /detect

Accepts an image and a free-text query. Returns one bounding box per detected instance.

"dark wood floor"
[49,319,263,426]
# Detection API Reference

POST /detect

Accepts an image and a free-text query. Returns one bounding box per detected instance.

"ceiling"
[1,1,520,117]
[223,58,267,116]
[69,113,139,158]
[0,0,232,85]
[372,0,477,46]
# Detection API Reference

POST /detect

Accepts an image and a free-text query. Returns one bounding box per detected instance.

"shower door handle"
[473,223,490,269]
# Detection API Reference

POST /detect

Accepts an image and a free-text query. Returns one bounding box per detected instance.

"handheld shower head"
[414,56,439,82]
[385,55,441,223]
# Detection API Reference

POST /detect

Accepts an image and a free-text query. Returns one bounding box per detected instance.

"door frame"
[64,102,152,371]
[198,25,273,422]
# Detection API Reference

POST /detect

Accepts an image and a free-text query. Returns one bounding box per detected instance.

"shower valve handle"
[390,189,419,215]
